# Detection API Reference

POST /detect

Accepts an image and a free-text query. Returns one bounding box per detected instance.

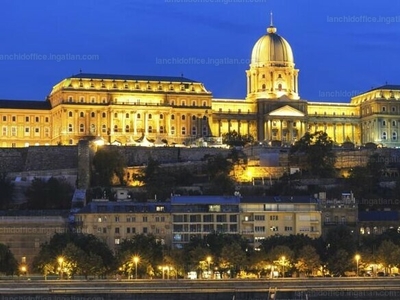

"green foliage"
[0,243,18,275]
[92,147,126,186]
[376,240,400,273]
[327,249,352,276]
[222,131,254,147]
[32,232,114,278]
[295,245,321,276]
[290,131,336,178]
[206,153,232,179]
[0,173,14,209]
[116,234,164,279]
[347,153,390,202]
[25,177,73,209]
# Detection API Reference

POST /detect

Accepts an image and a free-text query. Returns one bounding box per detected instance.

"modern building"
[1,19,400,148]
[170,195,241,249]
[75,195,172,252]
[240,196,322,248]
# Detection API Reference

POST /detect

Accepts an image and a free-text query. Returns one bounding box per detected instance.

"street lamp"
[281,256,286,278]
[133,256,139,280]
[355,254,361,277]
[57,257,64,280]
[206,256,212,279]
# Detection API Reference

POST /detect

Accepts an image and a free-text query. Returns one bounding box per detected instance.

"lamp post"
[57,257,64,280]
[133,256,139,280]
[355,254,360,277]
[206,256,212,279]
[281,256,286,278]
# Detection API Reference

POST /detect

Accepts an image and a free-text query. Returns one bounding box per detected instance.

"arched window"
[181,126,186,135]
[102,124,107,133]
[126,113,129,118]
[137,113,141,119]
[102,112,106,118]
[171,126,175,135]
[192,115,196,121]
[91,112,95,118]
[192,126,197,136]
[79,124,84,133]
[125,125,130,132]
[262,84,266,90]
[159,126,164,133]
[148,126,153,133]
[382,132,387,140]
[278,84,282,91]
[68,124,73,132]
[160,114,164,119]
[171,114,175,120]
[192,101,196,106]
[393,132,397,140]
[80,112,84,118]
[148,114,152,119]
[68,111,73,117]
[181,115,186,121]
[114,125,119,132]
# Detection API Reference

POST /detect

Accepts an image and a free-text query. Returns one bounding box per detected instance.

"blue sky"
[1,0,400,102]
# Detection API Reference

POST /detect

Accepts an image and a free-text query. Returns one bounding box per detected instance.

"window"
[80,97,85,103]
[25,116,29,122]
[171,126,175,135]
[137,113,141,119]
[382,120,386,126]
[91,97,96,103]
[12,116,16,122]
[148,114,152,119]
[181,100,186,106]
[202,126,208,136]
[125,125,130,132]
[80,112,84,118]
[191,126,197,136]
[11,127,16,136]
[181,126,186,135]
[192,115,196,121]
[115,227,120,234]
[91,112,95,118]
[392,106,396,112]
[270,226,279,232]
[159,114,164,120]
[102,124,107,133]
[114,238,120,245]
[382,132,387,140]
[24,127,30,135]
[382,106,386,112]
[393,132,397,140]
[393,120,397,127]
[171,114,175,120]
[254,215,265,221]
[270,215,279,221]
[192,101,196,106]
[115,216,120,222]
[285,226,293,231]
[148,126,153,133]
[202,101,207,107]
[255,226,265,232]
[143,216,148,222]
[79,124,84,133]
[2,116,6,122]
[2,127,6,136]
[181,115,186,121]
[69,111,73,117]
[35,117,39,122]
[114,125,118,132]
[102,112,106,118]
[159,126,164,134]
[114,113,118,118]
[143,227,148,234]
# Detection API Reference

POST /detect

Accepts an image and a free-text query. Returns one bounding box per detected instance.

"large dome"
[251,24,294,67]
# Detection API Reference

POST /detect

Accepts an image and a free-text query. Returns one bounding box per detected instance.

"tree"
[116,234,163,279]
[25,177,73,209]
[32,232,114,278]
[295,245,321,276]
[0,243,18,275]
[290,131,336,178]
[0,173,14,209]
[92,147,126,186]
[376,240,400,274]
[222,131,254,147]
[327,249,352,276]
[220,242,246,278]
[324,225,356,258]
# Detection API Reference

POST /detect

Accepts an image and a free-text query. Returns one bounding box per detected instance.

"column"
[352,124,355,143]
[144,112,148,135]
[280,120,283,141]
[134,112,137,135]
[342,123,345,142]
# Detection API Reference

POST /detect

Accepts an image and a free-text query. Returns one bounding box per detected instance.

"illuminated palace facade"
[1,21,400,148]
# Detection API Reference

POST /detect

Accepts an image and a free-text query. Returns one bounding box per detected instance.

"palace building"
[1,20,400,148]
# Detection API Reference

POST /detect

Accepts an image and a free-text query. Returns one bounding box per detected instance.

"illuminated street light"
[281,256,286,278]
[57,257,64,280]
[133,256,139,280]
[355,254,361,277]
[206,256,212,279]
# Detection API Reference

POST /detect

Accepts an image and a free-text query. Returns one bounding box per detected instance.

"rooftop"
[68,73,199,83]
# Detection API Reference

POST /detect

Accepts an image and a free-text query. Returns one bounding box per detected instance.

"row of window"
[314,111,355,116]
[1,116,50,123]
[382,132,398,140]
[75,81,195,92]
[68,111,208,121]
[68,124,209,136]
[98,216,166,223]
[381,120,398,127]
[173,215,237,223]
[1,126,50,137]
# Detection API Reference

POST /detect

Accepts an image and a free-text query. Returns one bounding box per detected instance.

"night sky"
[1,0,400,102]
